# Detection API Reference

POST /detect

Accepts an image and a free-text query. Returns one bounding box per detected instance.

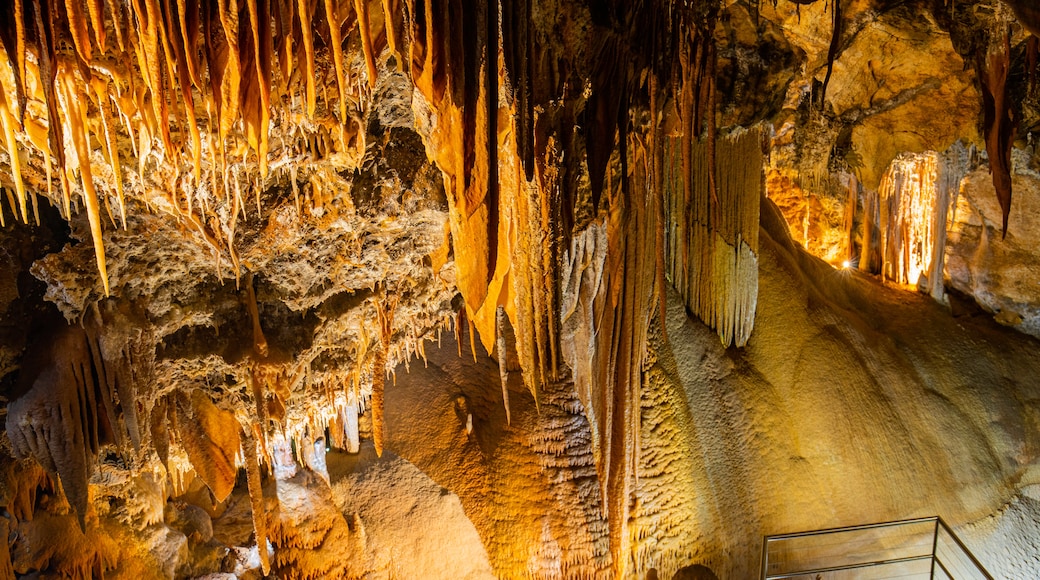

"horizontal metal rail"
[764,554,933,579]
[763,516,940,541]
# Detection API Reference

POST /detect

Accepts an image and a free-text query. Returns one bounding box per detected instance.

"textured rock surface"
[329,447,496,579]
[946,149,1040,337]
[0,0,1038,578]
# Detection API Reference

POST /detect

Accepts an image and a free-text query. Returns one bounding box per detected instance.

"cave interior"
[1,0,1040,578]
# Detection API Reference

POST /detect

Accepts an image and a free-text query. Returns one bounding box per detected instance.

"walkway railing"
[760,516,993,579]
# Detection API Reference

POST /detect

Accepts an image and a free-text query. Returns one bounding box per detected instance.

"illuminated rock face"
[946,151,1040,338]
[0,0,1039,579]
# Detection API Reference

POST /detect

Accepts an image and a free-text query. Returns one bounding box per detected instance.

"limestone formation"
[0,0,1038,578]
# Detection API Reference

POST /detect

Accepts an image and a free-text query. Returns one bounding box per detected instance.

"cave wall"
[0,0,1038,578]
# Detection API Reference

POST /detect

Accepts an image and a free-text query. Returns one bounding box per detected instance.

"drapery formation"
[859,143,970,299]
[665,128,764,348]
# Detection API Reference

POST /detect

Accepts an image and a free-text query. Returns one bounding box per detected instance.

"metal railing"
[760,516,993,579]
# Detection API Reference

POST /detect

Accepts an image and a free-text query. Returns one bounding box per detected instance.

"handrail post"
[930,517,939,580]
[761,536,769,580]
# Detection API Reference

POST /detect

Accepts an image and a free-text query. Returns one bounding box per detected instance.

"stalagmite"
[866,143,969,298]
[928,143,970,301]
[373,293,397,457]
[242,427,271,575]
[843,174,858,263]
[344,388,360,453]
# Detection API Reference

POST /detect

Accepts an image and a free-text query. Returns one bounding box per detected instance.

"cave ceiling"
[0,0,1039,578]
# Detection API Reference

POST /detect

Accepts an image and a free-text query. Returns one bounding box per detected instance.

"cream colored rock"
[327,446,495,579]
[833,8,978,190]
[945,148,1040,337]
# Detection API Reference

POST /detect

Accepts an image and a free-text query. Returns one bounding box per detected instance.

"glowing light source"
[842,260,851,269]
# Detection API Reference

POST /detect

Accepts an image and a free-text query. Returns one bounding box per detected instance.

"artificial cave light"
[0,0,1039,579]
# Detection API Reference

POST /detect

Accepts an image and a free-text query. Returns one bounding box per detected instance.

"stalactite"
[651,73,668,344]
[486,0,499,285]
[136,0,174,155]
[0,516,12,580]
[819,0,842,109]
[298,0,317,117]
[175,390,241,503]
[164,0,203,182]
[176,0,202,89]
[978,27,1015,238]
[354,0,378,88]
[217,0,242,149]
[91,78,127,228]
[31,0,70,219]
[243,272,270,357]
[0,0,28,126]
[65,0,93,64]
[381,0,400,58]
[61,71,110,296]
[257,0,274,176]
[323,0,349,123]
[0,90,26,224]
[108,0,126,51]
[7,327,103,531]
[1028,36,1039,96]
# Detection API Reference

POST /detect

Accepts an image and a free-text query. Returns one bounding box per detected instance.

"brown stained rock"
[10,512,118,578]
[176,392,241,504]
